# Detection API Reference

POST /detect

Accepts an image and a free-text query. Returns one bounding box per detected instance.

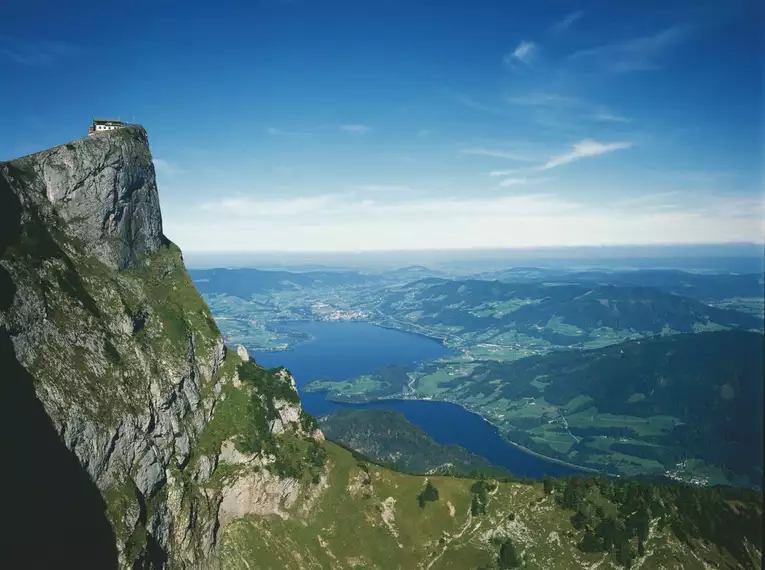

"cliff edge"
[8,126,163,270]
[0,128,320,569]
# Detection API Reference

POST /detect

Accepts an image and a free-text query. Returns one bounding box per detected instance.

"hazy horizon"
[182,242,765,274]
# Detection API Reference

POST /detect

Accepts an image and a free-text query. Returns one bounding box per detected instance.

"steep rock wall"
[20,127,163,270]
[0,128,322,569]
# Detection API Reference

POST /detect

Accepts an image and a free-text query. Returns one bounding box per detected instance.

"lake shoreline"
[252,320,582,479]
[349,321,606,475]
[366,320,454,348]
[321,391,599,476]
[261,318,457,354]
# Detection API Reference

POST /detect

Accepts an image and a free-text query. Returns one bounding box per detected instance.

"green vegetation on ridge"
[216,440,762,570]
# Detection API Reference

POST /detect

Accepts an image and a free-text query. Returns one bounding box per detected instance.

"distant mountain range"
[189,267,384,297]
[378,278,763,345]
[480,268,764,301]
[184,243,765,274]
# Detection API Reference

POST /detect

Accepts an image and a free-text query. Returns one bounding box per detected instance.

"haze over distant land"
[1,0,762,251]
[183,243,765,273]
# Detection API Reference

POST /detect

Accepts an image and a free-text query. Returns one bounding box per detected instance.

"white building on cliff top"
[88,118,125,136]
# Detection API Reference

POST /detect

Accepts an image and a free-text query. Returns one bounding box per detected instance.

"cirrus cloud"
[167,190,764,252]
[0,38,80,66]
[339,124,371,134]
[503,41,537,68]
[539,139,633,170]
[550,11,583,34]
[567,25,691,73]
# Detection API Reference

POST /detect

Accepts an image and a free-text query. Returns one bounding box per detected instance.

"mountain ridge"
[379,277,763,342]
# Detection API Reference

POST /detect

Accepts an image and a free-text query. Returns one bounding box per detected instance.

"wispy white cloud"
[550,10,584,33]
[453,93,504,115]
[567,25,691,72]
[505,92,581,107]
[489,169,524,177]
[169,189,764,252]
[352,184,424,195]
[461,148,540,162]
[539,139,633,170]
[464,139,633,173]
[265,126,313,137]
[153,158,184,176]
[0,38,79,66]
[503,41,537,68]
[506,92,631,122]
[614,191,765,220]
[591,111,631,123]
[665,171,738,185]
[201,195,340,217]
[499,178,529,187]
[199,192,580,220]
[615,191,685,209]
[339,124,371,134]
[499,177,554,187]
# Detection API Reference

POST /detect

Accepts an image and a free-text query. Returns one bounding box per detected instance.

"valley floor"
[202,291,763,489]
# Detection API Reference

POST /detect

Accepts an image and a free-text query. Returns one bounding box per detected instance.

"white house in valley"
[88,118,125,136]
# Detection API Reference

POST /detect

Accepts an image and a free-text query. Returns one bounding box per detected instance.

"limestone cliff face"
[0,128,322,569]
[18,127,163,270]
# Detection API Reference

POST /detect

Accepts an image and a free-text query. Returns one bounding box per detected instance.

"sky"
[0,0,763,252]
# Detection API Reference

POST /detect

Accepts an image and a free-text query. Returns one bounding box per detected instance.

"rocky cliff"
[0,127,321,570]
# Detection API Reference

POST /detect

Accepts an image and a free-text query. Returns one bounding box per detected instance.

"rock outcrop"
[236,344,250,362]
[0,128,321,569]
[11,127,163,270]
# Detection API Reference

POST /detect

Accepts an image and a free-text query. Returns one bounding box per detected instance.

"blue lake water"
[252,320,579,478]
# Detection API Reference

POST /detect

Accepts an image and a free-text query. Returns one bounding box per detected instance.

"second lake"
[251,320,580,478]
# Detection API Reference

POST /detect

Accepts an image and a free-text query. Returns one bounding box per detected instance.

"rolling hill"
[377,278,762,348]
[436,330,764,487]
[190,267,384,298]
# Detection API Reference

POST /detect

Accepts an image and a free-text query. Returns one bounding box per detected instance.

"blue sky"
[1,0,762,251]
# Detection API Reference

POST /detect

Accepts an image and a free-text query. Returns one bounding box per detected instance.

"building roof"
[93,118,123,124]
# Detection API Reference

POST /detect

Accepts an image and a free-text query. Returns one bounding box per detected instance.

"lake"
[252,320,579,478]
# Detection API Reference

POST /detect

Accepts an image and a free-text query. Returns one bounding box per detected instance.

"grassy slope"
[217,442,760,570]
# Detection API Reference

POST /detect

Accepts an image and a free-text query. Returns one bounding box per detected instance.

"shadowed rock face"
[0,130,224,568]
[0,161,119,569]
[7,126,163,270]
[0,129,320,569]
